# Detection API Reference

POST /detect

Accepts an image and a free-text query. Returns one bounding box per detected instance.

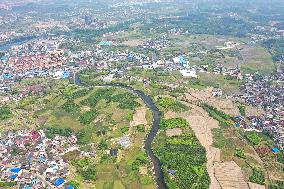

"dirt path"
[248,182,266,189]
[165,104,222,188]
[166,88,252,189]
[184,104,250,189]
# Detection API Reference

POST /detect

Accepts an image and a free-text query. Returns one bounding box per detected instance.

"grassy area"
[94,149,155,189]
[269,180,284,189]
[242,131,284,181]
[160,117,188,130]
[240,46,275,75]
[32,83,155,188]
[245,132,262,145]
[0,105,12,120]
[157,96,189,113]
[201,103,235,128]
[0,182,17,188]
[203,103,284,182]
[249,168,265,185]
[1,78,155,188]
[202,104,266,180]
[198,73,242,93]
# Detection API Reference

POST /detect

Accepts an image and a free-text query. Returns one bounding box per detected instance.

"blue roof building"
[99,41,113,46]
[32,178,39,185]
[54,178,65,187]
[10,168,22,173]
[178,56,187,65]
[10,174,18,180]
[0,56,8,63]
[168,169,176,175]
[66,185,75,189]
[128,54,134,61]
[235,115,242,119]
[39,155,46,163]
[3,73,13,79]
[28,153,33,163]
[272,148,280,153]
[235,123,241,127]
[62,71,70,79]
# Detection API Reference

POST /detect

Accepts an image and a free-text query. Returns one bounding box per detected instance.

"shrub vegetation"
[249,168,265,185]
[246,132,262,145]
[0,105,12,120]
[155,132,210,189]
[71,157,97,181]
[160,117,188,130]
[157,97,189,113]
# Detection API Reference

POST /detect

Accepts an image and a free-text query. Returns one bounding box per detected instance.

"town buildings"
[0,129,78,188]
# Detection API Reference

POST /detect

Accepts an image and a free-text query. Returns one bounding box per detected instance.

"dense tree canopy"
[0,105,12,120]
[155,133,210,189]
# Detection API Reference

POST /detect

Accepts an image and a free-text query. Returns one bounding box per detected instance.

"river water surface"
[106,84,167,189]
[76,77,167,188]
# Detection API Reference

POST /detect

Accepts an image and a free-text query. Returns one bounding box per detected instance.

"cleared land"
[240,45,275,75]
[165,102,250,189]
[121,39,145,47]
[130,107,147,127]
[185,87,240,115]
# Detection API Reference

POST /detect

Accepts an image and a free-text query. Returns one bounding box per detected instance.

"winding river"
[77,77,167,188]
[104,84,167,189]
[0,36,38,51]
[0,32,168,188]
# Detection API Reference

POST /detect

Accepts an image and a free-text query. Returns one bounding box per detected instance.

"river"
[0,35,42,51]
[75,75,167,188]
[0,34,168,188]
[105,84,167,189]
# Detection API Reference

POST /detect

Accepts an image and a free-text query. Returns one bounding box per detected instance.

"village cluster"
[1,30,283,145]
[0,129,77,189]
[0,34,246,94]
[0,34,278,111]
[0,1,283,187]
[236,72,284,149]
[0,36,85,94]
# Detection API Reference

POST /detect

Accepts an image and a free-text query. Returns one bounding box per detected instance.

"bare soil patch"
[214,161,250,189]
[185,88,240,116]
[248,182,265,189]
[240,45,274,74]
[245,105,265,117]
[166,128,182,137]
[130,107,147,127]
[121,39,145,47]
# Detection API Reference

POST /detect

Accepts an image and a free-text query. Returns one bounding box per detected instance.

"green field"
[240,46,275,75]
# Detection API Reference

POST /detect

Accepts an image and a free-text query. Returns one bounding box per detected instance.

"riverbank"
[0,35,38,51]
[77,79,167,188]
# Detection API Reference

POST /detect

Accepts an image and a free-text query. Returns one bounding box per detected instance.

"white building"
[179,69,198,78]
